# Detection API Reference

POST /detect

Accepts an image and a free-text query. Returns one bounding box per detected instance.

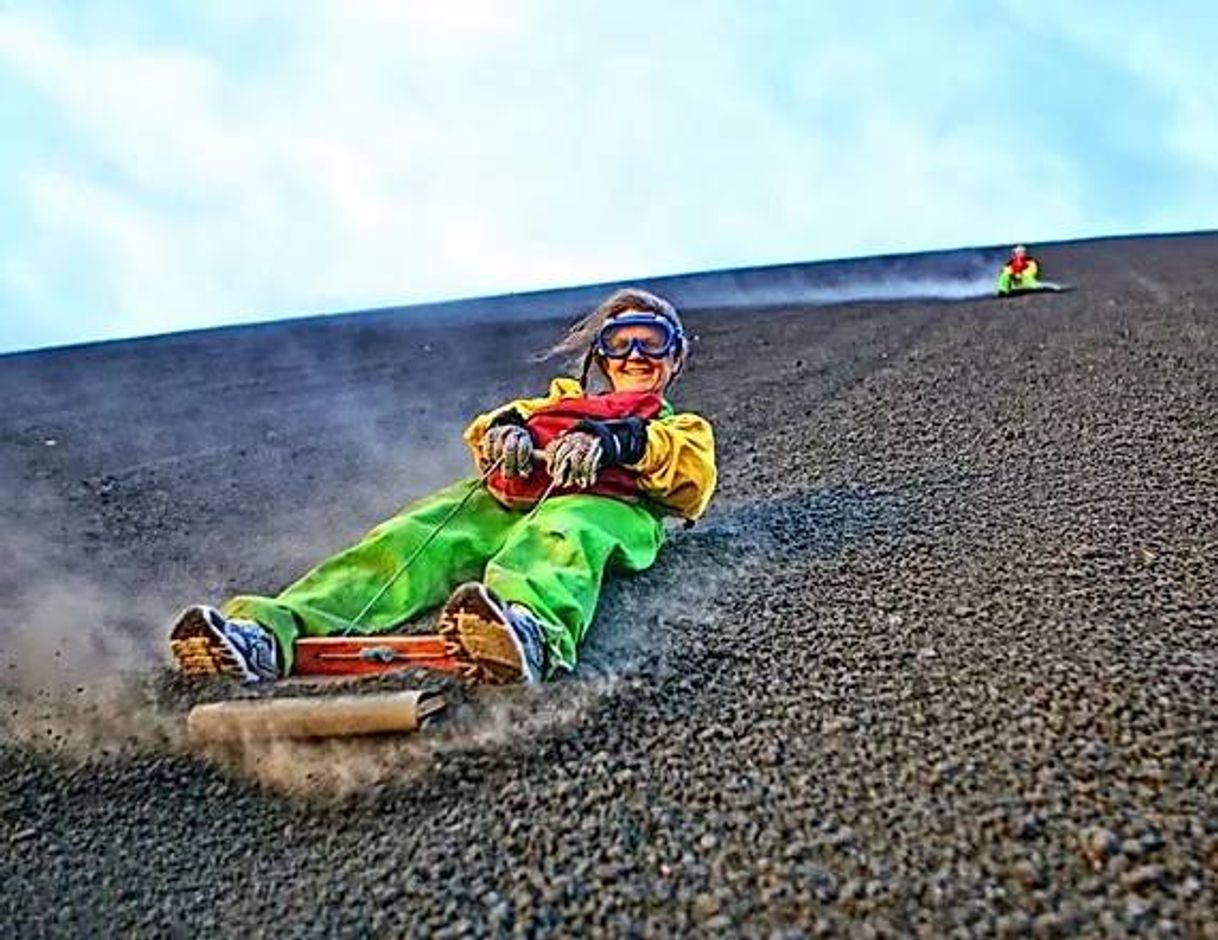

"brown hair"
[538,287,687,389]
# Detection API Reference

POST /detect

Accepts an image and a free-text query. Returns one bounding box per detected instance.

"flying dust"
[1,259,923,796]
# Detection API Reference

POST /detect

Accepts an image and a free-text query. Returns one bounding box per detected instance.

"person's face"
[599,312,679,394]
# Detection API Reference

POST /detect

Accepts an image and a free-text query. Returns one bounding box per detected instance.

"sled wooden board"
[187,689,447,743]
[293,634,463,677]
[998,283,1074,298]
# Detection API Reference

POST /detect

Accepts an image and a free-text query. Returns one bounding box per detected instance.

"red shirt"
[487,390,663,508]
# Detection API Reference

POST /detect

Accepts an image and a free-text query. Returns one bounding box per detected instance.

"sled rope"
[345,457,505,632]
[344,452,563,633]
[519,475,562,528]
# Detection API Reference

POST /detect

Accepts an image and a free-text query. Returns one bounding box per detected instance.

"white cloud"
[0,1,1212,352]
[0,4,679,350]
[1003,0,1218,171]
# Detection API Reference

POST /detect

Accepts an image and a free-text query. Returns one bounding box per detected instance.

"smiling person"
[169,288,717,685]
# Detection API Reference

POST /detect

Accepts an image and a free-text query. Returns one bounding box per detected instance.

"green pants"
[996,269,1042,295]
[224,478,664,674]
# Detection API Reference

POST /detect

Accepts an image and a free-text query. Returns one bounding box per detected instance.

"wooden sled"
[294,634,463,677]
[997,281,1074,298]
[187,634,461,745]
[187,689,447,743]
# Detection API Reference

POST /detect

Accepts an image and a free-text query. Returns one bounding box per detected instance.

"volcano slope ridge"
[1,233,1216,936]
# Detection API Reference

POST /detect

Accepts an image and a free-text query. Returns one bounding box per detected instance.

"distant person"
[169,288,717,685]
[996,244,1043,295]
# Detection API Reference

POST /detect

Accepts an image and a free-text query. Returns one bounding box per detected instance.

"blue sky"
[1,1,1215,354]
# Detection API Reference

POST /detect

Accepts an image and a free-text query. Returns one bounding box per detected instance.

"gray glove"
[482,425,534,478]
[547,431,603,489]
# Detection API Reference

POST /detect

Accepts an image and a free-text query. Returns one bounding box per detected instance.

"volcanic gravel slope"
[2,235,1217,937]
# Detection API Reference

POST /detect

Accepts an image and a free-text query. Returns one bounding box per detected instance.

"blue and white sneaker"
[438,582,547,685]
[169,605,281,683]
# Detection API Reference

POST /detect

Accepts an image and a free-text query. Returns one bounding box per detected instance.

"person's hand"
[482,425,535,478]
[547,431,603,488]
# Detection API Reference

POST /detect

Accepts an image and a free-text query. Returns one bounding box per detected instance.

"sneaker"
[169,605,281,683]
[438,582,546,685]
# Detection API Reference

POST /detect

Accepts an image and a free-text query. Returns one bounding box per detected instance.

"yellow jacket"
[1002,258,1040,278]
[464,377,717,520]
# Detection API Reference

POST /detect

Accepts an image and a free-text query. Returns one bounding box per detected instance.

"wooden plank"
[187,689,446,742]
[293,635,462,676]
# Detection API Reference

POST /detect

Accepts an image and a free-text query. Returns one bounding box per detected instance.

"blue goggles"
[593,313,683,360]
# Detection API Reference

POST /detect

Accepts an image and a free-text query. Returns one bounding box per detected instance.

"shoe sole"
[169,607,255,682]
[438,584,526,685]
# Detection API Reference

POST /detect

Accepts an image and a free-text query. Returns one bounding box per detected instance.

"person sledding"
[995,244,1044,296]
[169,288,717,685]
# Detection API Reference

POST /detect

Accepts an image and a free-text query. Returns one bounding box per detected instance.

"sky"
[1,0,1215,354]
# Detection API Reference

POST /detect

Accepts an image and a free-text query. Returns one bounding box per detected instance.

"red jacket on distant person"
[1008,253,1033,275]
